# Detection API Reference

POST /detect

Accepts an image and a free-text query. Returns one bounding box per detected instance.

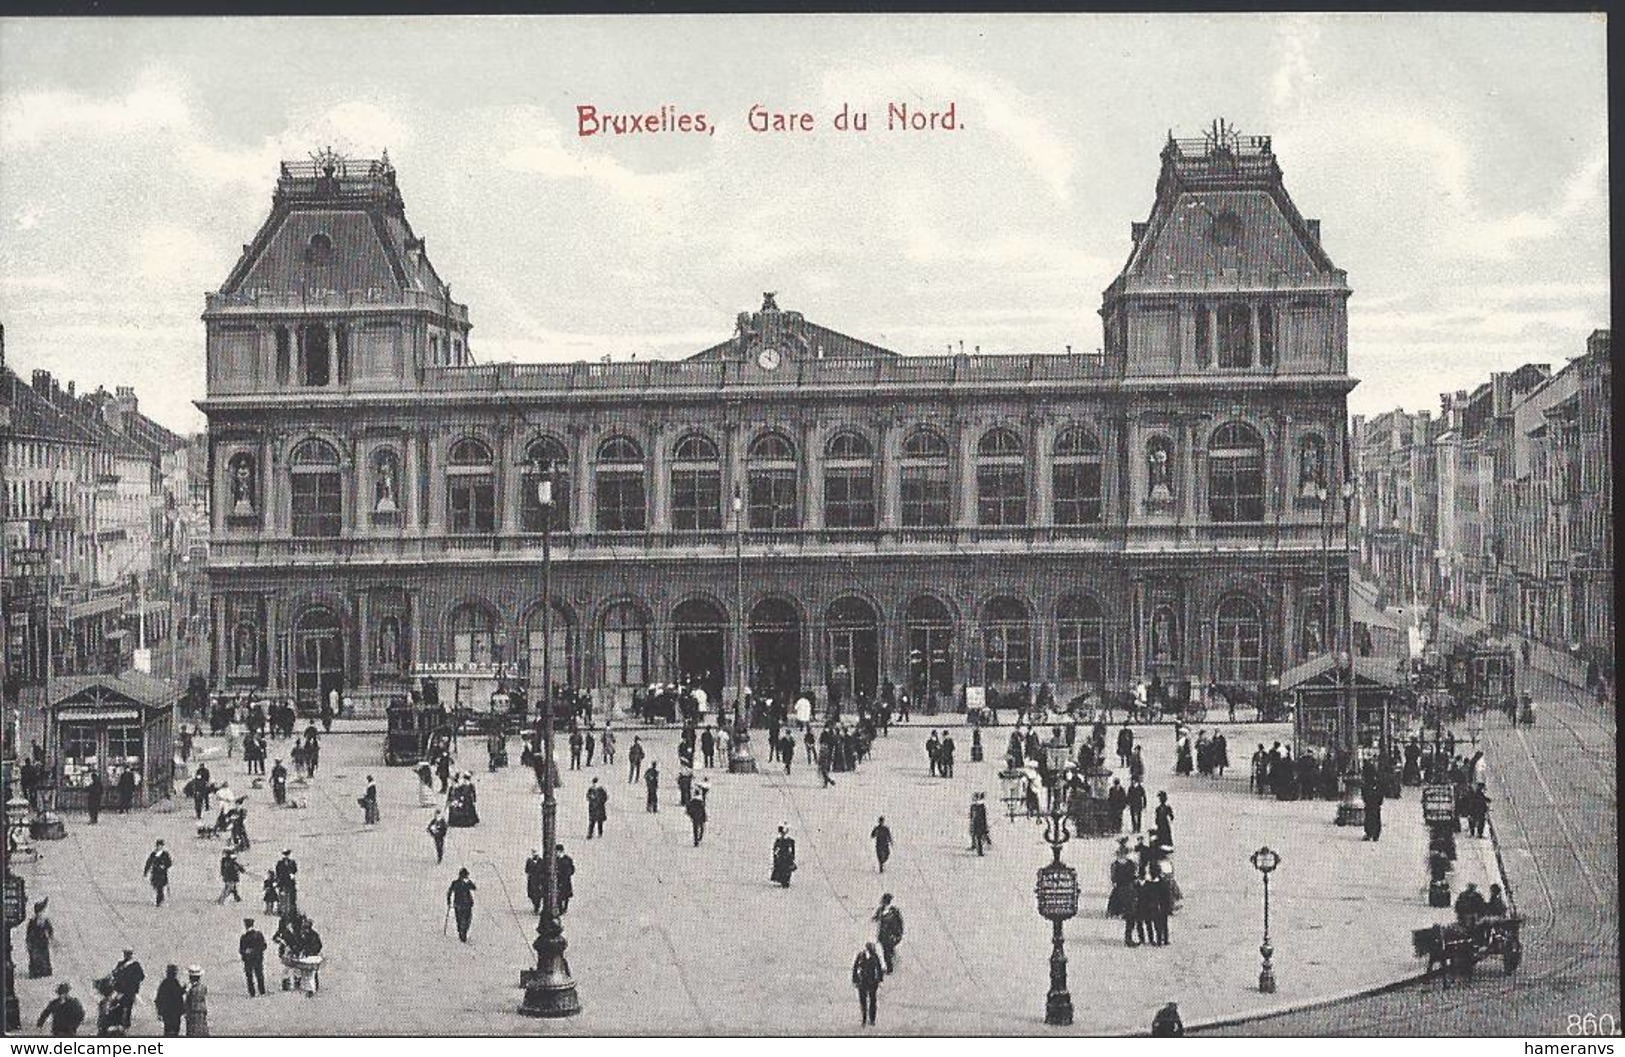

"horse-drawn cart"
[1412,915,1523,979]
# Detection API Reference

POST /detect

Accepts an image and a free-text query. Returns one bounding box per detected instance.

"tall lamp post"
[520,460,580,1018]
[728,487,757,773]
[1034,780,1078,1027]
[1250,846,1281,993]
[1336,481,1362,827]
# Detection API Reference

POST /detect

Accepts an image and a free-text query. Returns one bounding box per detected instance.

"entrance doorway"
[672,598,726,703]
[826,596,879,705]
[749,598,801,700]
[905,595,955,704]
[294,605,344,715]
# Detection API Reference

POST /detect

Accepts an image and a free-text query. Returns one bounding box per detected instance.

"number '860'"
[1567,1013,1620,1035]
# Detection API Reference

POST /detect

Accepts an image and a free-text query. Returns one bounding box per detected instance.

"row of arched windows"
[431,591,1265,687]
[233,423,1326,539]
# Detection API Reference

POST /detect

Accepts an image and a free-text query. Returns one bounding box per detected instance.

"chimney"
[1305,219,1321,242]
[115,385,138,419]
[31,368,50,395]
[66,380,75,398]
[1491,372,1511,417]
[1131,222,1147,244]
[1587,329,1610,359]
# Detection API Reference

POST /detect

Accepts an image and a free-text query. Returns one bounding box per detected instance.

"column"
[212,596,227,686]
[357,589,372,689]
[1282,578,1298,666]
[426,435,446,535]
[879,417,901,530]
[408,589,424,671]
[213,445,228,534]
[725,419,746,522]
[1131,576,1146,678]
[1181,416,1200,528]
[801,420,824,531]
[340,442,356,538]
[570,427,590,535]
[498,427,520,535]
[265,595,282,692]
[1032,418,1054,529]
[1206,305,1219,366]
[1181,576,1196,680]
[258,325,275,389]
[260,437,276,534]
[1248,304,1261,367]
[327,323,340,385]
[649,422,670,533]
[403,434,422,536]
[957,421,977,527]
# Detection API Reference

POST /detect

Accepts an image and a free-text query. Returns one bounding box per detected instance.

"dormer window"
[304,232,334,265]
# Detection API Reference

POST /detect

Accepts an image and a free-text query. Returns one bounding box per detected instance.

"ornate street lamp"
[520,460,580,1018]
[728,487,757,774]
[1033,795,1078,1026]
[1249,846,1281,993]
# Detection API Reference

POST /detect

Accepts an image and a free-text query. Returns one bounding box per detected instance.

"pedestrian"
[1107,778,1128,832]
[217,849,244,903]
[851,942,884,1027]
[1150,1001,1183,1037]
[143,840,172,907]
[1466,782,1491,838]
[153,967,185,1036]
[24,899,53,978]
[1145,866,1171,946]
[447,867,477,942]
[1108,840,1137,922]
[872,893,905,973]
[584,730,596,767]
[586,777,608,839]
[969,792,992,855]
[261,871,279,915]
[270,759,287,806]
[677,765,693,806]
[1486,883,1509,917]
[1363,775,1386,842]
[627,736,645,783]
[701,726,715,768]
[803,726,816,764]
[1127,778,1147,832]
[569,728,583,770]
[109,950,144,1029]
[970,726,984,763]
[186,765,210,819]
[555,844,575,913]
[644,760,659,812]
[420,809,447,865]
[525,849,546,914]
[686,789,707,846]
[926,730,941,776]
[359,775,380,824]
[770,823,796,887]
[1153,790,1175,847]
[37,982,85,1036]
[779,730,796,774]
[871,816,893,871]
[601,726,616,765]
[939,731,956,778]
[87,769,103,824]
[274,848,299,914]
[320,694,335,732]
[182,967,208,1037]
[239,918,267,997]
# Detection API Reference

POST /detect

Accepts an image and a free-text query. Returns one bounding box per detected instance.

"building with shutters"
[200,130,1356,713]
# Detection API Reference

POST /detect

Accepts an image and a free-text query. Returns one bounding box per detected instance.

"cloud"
[500,109,695,203]
[0,69,190,147]
[1271,17,1322,110]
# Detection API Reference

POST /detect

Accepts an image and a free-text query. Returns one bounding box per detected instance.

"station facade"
[201,130,1356,711]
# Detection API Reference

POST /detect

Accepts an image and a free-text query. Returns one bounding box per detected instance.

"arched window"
[981,596,1031,683]
[1215,595,1263,681]
[601,602,649,687]
[371,448,401,516]
[901,428,951,528]
[526,601,575,689]
[595,436,646,532]
[290,438,342,539]
[1053,427,1103,525]
[449,604,497,666]
[977,427,1026,527]
[1208,422,1265,522]
[1056,595,1105,683]
[446,438,495,533]
[824,431,875,529]
[747,432,799,529]
[522,436,571,533]
[671,433,722,531]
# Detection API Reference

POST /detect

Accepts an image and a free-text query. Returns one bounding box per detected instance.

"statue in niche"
[233,623,257,671]
[374,454,399,515]
[1302,601,1326,657]
[1299,437,1326,498]
[1147,439,1173,502]
[376,616,401,668]
[230,456,256,516]
[1151,606,1179,663]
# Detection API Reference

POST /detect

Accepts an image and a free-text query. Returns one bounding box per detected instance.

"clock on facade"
[757,346,782,370]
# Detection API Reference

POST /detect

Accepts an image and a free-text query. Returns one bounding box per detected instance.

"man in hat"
[524,849,546,914]
[644,760,660,812]
[183,967,208,1037]
[872,894,905,974]
[143,840,172,906]
[586,777,608,839]
[555,844,575,913]
[686,785,708,846]
[447,868,478,942]
[871,816,894,871]
[1106,778,1128,832]
[627,735,645,783]
[239,919,267,997]
[770,824,796,887]
[969,793,992,855]
[1150,1001,1183,1037]
[427,809,449,864]
[216,849,244,903]
[851,941,884,1027]
[270,758,288,806]
[274,849,299,913]
[87,769,104,824]
[153,966,185,1036]
[109,950,144,1029]
[1126,777,1148,833]
[36,982,85,1036]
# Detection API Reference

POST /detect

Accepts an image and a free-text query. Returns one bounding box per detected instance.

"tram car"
[1443,639,1517,714]
[384,696,451,766]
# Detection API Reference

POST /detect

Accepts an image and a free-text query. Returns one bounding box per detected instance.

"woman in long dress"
[770,824,796,887]
[26,900,53,977]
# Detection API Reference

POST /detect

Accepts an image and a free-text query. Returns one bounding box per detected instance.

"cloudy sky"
[0,14,1609,432]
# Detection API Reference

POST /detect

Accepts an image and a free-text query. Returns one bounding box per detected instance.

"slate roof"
[1276,653,1407,693]
[50,671,180,712]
